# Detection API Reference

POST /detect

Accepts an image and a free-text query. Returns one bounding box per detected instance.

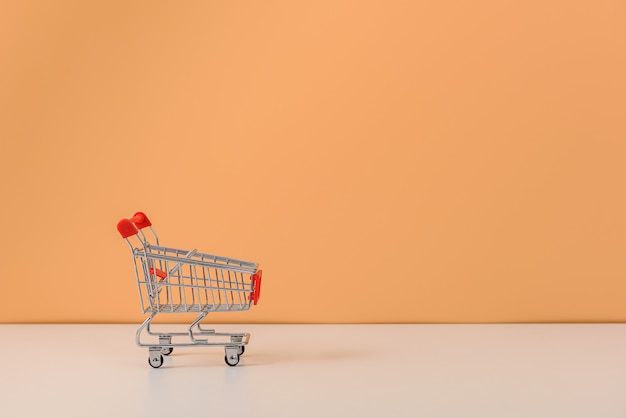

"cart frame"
[117,212,262,367]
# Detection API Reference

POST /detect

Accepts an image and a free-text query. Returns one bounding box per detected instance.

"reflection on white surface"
[1,324,626,417]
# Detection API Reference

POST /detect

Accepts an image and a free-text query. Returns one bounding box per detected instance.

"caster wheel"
[149,354,164,368]
[161,347,173,356]
[225,354,240,367]
[238,346,245,356]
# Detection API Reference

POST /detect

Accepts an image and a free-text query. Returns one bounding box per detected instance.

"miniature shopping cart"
[117,212,262,367]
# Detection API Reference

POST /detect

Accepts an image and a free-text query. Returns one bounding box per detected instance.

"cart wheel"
[148,354,164,368]
[237,346,245,356]
[161,347,173,356]
[225,353,240,367]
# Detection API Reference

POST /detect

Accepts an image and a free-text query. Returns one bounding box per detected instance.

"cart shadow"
[237,348,372,367]
[152,348,371,369]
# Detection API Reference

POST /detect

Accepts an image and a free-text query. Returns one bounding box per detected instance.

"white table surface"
[1,324,625,417]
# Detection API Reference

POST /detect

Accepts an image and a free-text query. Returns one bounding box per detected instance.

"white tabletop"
[1,324,625,417]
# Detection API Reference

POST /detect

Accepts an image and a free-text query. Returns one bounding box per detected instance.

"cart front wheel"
[225,354,240,367]
[161,347,173,356]
[149,354,164,368]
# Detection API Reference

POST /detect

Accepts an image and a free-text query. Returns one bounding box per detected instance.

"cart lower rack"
[117,212,262,367]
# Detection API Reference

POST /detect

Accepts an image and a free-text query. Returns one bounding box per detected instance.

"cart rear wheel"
[238,346,245,356]
[161,347,173,356]
[148,354,164,368]
[225,354,240,367]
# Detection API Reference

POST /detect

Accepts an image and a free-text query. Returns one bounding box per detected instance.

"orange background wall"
[1,1,625,323]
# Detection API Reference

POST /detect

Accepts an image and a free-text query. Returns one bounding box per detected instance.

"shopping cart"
[117,212,262,367]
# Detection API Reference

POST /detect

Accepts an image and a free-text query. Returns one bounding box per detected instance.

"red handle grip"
[130,212,152,230]
[117,211,152,238]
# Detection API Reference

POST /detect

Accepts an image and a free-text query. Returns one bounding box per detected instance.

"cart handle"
[117,211,153,238]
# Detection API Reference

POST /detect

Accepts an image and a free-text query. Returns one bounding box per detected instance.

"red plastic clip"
[250,270,262,305]
[149,267,168,281]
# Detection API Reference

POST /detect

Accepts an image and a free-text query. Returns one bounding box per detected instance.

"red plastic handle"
[117,219,138,238]
[117,211,152,238]
[130,212,152,230]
